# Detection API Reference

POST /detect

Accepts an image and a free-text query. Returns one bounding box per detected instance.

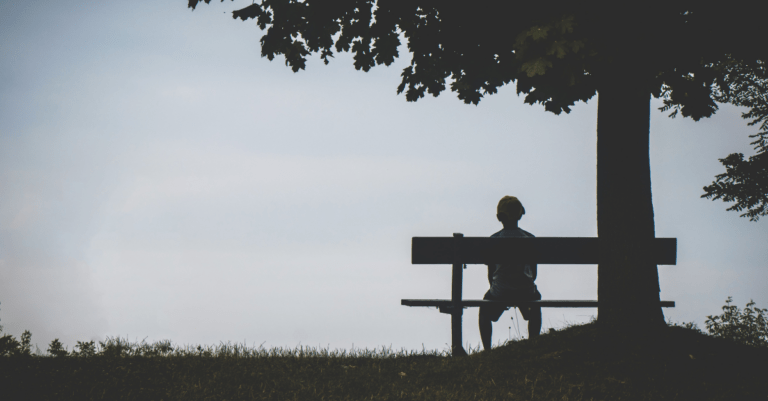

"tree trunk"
[596,74,666,333]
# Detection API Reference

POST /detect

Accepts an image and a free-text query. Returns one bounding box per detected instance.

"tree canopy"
[189,0,767,220]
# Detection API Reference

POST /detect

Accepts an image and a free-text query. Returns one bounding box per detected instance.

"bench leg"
[451,305,467,356]
[451,234,468,356]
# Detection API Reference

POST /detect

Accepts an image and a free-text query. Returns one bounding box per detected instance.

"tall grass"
[50,335,455,359]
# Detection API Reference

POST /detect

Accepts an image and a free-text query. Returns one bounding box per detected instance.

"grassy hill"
[2,321,766,400]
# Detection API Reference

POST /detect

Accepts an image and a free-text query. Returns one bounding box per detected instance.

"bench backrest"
[412,237,677,265]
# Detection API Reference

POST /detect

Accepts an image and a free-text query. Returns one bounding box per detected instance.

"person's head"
[496,196,525,227]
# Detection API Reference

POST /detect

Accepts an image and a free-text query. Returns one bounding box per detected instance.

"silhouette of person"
[479,196,542,350]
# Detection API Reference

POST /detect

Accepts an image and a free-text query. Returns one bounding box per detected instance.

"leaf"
[521,58,552,77]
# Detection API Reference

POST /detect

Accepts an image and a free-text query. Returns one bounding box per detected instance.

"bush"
[99,337,128,358]
[72,340,97,357]
[705,297,768,348]
[0,327,33,357]
[19,330,32,356]
[669,320,704,333]
[0,330,22,357]
[47,338,69,357]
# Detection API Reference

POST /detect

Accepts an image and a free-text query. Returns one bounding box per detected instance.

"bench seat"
[401,299,675,308]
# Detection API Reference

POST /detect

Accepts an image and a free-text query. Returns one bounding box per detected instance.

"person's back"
[488,226,537,297]
[479,196,542,350]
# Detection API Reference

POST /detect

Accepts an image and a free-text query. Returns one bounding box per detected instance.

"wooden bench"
[401,233,677,355]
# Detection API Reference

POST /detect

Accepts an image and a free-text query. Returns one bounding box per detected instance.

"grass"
[1,321,767,400]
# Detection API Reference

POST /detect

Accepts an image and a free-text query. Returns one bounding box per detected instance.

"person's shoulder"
[519,228,535,238]
[491,228,535,238]
[490,229,505,238]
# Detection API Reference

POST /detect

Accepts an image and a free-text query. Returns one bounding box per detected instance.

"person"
[479,196,542,350]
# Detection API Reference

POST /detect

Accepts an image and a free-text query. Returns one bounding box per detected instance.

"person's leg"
[526,287,542,338]
[479,312,493,350]
[479,290,503,350]
[527,307,542,338]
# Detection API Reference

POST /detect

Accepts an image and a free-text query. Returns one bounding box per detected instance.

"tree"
[188,0,768,333]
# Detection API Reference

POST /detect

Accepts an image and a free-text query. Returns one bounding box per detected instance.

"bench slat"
[401,299,676,308]
[412,237,677,265]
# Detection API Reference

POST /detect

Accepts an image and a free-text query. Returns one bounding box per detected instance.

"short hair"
[497,196,525,221]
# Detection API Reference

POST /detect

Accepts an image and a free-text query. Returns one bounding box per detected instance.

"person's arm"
[487,265,494,286]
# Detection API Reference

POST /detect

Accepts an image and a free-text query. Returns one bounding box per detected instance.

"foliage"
[700,60,768,220]
[72,341,97,358]
[702,151,768,221]
[0,329,22,357]
[0,327,32,358]
[19,330,32,356]
[47,339,68,358]
[189,1,768,221]
[705,297,768,347]
[668,320,703,333]
[188,1,762,110]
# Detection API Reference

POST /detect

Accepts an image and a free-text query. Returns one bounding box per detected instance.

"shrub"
[0,326,33,357]
[669,320,704,333]
[47,338,69,357]
[99,337,130,357]
[72,340,97,357]
[0,330,22,357]
[19,330,32,356]
[705,297,768,348]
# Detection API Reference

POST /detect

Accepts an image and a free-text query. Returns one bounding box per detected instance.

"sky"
[1,1,766,353]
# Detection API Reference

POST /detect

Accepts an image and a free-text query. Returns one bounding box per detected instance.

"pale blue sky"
[1,1,766,352]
